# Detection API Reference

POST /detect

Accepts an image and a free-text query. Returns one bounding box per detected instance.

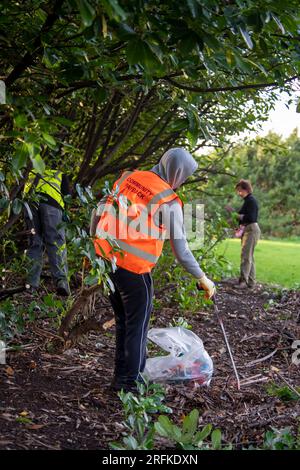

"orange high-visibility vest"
[94,170,182,274]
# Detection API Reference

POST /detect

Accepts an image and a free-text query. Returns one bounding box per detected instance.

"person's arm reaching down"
[157,201,216,299]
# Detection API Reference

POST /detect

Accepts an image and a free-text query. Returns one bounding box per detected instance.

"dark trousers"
[25,203,68,287]
[109,267,153,387]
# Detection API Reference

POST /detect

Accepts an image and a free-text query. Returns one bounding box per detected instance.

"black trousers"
[109,267,153,387]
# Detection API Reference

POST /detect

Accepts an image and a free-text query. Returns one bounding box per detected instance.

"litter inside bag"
[144,327,213,385]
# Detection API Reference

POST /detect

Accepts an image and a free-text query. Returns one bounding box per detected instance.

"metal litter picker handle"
[197,284,241,390]
[212,294,241,390]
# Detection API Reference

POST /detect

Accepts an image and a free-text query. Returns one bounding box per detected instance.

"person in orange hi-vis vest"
[91,148,216,393]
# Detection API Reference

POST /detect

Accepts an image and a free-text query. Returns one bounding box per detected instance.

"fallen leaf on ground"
[25,424,46,430]
[5,366,14,376]
[103,318,115,330]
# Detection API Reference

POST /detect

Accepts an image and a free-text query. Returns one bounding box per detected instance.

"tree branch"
[5,0,64,87]
[163,75,299,94]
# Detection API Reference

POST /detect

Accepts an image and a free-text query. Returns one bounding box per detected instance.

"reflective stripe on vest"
[115,170,133,188]
[94,170,182,274]
[99,203,163,240]
[96,228,160,264]
[146,188,176,214]
[24,169,64,208]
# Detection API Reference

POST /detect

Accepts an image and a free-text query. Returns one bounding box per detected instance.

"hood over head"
[151,147,198,189]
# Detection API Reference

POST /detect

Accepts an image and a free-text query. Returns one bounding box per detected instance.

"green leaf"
[60,62,85,81]
[202,33,220,51]
[116,23,136,41]
[84,186,94,199]
[0,181,9,199]
[76,0,95,27]
[245,58,268,76]
[211,429,222,449]
[172,425,183,442]
[296,99,300,113]
[101,14,108,38]
[14,114,27,128]
[12,145,28,170]
[126,39,144,65]
[24,142,35,158]
[271,13,285,34]
[43,48,59,68]
[76,183,88,204]
[94,87,108,104]
[123,435,138,450]
[259,37,268,55]
[0,197,9,210]
[12,198,23,215]
[106,276,115,292]
[155,416,173,437]
[225,48,234,67]
[182,409,199,436]
[170,118,188,132]
[101,0,127,21]
[245,12,264,32]
[239,27,253,49]
[31,155,45,174]
[147,42,164,65]
[16,417,33,425]
[42,133,56,147]
[55,117,74,127]
[187,0,199,18]
[195,424,212,443]
[109,442,126,450]
[178,33,201,55]
[234,52,252,73]
[125,39,160,71]
[187,107,200,133]
[186,130,198,147]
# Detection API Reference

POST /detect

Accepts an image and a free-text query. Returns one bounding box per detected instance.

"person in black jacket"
[227,179,261,289]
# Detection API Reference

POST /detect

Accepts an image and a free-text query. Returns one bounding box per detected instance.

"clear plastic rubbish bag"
[144,327,213,385]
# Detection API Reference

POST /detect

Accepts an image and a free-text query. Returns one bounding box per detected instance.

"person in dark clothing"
[91,148,216,393]
[227,179,261,289]
[237,192,258,226]
[23,167,71,296]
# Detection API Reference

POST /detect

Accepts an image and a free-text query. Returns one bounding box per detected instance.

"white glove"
[197,274,216,299]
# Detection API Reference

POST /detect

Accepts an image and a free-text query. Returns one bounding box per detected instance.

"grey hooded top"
[151,147,198,190]
[151,148,204,279]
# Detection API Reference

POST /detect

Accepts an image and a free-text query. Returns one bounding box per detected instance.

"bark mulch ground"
[0,280,299,449]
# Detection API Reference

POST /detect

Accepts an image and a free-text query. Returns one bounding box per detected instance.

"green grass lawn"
[216,238,300,288]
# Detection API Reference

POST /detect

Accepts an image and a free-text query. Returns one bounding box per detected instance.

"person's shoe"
[110,377,140,394]
[56,280,71,296]
[235,281,248,290]
[110,382,138,394]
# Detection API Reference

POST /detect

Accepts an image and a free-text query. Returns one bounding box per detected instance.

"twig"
[0,285,26,300]
[240,374,262,381]
[245,349,278,367]
[240,377,269,386]
[240,333,274,343]
[31,325,64,342]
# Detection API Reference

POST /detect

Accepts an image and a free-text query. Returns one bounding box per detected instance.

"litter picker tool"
[197,285,241,390]
[211,294,241,390]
